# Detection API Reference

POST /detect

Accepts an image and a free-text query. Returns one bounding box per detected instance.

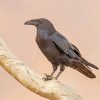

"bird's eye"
[39,20,43,24]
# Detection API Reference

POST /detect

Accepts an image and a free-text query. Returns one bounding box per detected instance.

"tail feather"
[70,59,96,78]
[80,57,99,70]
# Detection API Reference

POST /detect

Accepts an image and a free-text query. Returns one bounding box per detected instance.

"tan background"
[0,0,100,100]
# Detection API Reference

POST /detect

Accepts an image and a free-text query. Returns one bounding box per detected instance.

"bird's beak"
[24,19,39,26]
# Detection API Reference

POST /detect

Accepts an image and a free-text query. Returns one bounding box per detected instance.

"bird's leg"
[43,64,57,81]
[55,65,65,80]
[50,64,58,77]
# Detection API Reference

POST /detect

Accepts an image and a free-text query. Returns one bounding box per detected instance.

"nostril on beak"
[24,19,39,26]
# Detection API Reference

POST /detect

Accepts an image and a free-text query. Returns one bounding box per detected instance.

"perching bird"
[24,18,99,80]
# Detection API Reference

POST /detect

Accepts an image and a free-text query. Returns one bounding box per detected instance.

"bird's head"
[24,18,56,32]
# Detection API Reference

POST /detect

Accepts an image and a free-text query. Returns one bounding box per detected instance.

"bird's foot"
[42,74,55,81]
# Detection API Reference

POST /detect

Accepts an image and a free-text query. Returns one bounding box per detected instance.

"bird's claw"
[42,74,54,81]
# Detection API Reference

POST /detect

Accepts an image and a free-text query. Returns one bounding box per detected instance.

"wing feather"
[49,32,80,59]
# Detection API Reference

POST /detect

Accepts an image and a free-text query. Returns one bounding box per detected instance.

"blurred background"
[0,0,100,100]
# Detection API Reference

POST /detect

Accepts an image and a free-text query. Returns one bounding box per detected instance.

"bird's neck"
[37,27,56,36]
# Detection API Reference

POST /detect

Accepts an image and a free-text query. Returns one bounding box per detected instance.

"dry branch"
[0,38,82,100]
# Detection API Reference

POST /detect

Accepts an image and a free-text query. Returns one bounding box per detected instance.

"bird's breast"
[36,32,48,47]
[36,32,51,54]
[36,34,58,62]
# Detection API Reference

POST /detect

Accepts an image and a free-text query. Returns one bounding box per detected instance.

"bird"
[24,18,99,80]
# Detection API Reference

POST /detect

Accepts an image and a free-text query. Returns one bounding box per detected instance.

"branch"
[0,38,82,100]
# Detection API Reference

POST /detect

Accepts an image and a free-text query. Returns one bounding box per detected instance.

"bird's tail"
[80,57,99,70]
[69,59,96,78]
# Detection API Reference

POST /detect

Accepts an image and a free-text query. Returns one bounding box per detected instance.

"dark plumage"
[24,18,99,80]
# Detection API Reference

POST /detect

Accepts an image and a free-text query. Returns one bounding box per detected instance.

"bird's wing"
[71,44,81,56]
[49,32,80,59]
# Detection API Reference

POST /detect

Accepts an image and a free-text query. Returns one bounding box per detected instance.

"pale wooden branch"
[0,38,82,100]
